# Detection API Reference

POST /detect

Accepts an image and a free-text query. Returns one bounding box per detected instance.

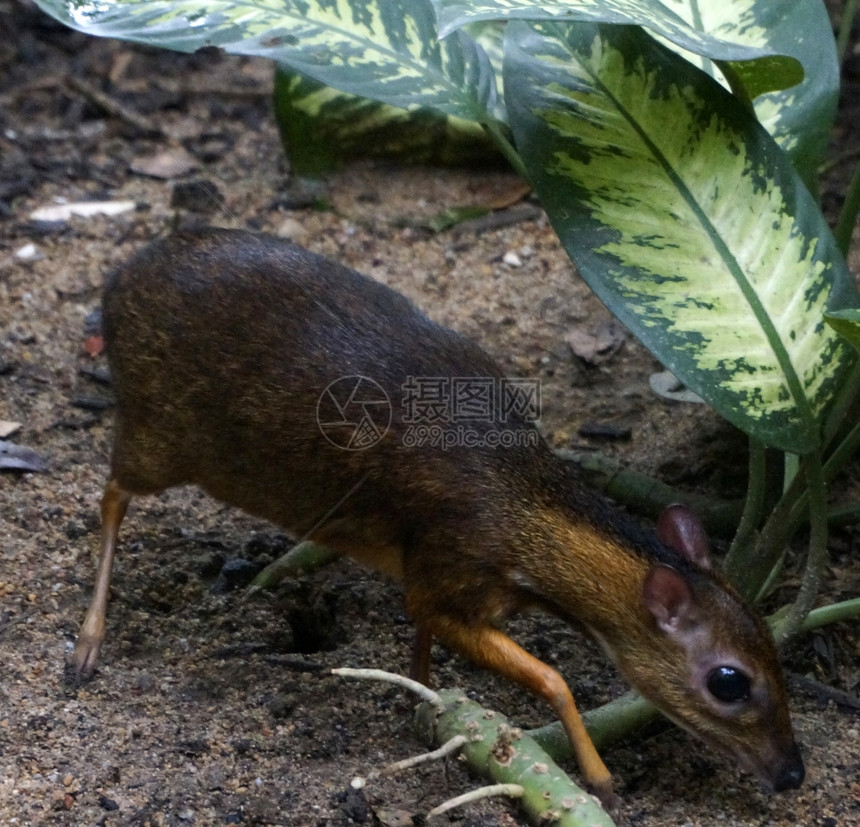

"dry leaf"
[649,370,705,404]
[83,335,105,357]
[0,441,48,472]
[566,319,626,364]
[0,420,21,438]
[130,147,198,179]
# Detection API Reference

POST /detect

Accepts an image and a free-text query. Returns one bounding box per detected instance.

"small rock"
[502,250,522,267]
[268,693,298,719]
[171,180,221,213]
[98,795,119,811]
[65,520,87,540]
[15,243,40,261]
[211,558,263,593]
[337,785,370,824]
[276,217,308,243]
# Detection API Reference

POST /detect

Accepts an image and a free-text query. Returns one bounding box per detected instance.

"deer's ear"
[642,564,699,633]
[656,503,712,571]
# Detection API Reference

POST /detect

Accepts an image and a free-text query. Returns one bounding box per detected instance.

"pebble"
[276,217,309,243]
[15,243,40,261]
[502,250,522,267]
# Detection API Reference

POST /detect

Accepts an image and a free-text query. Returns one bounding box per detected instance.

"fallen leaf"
[130,147,198,179]
[649,370,705,404]
[83,335,105,357]
[485,179,532,210]
[0,441,48,472]
[29,200,135,222]
[0,421,21,438]
[566,320,626,364]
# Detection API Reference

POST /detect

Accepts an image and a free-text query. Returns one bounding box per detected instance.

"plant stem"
[772,452,829,643]
[780,420,860,541]
[826,501,860,527]
[555,450,743,538]
[800,597,860,630]
[528,691,658,759]
[482,119,530,181]
[836,0,860,66]
[731,467,805,603]
[835,155,860,257]
[724,438,766,579]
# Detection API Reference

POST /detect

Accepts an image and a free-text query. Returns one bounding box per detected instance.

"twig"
[0,609,38,639]
[418,688,615,826]
[787,673,860,712]
[331,666,439,704]
[426,783,524,820]
[66,75,164,138]
[379,735,467,776]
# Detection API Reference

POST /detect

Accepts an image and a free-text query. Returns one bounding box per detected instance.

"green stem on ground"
[800,597,860,630]
[555,450,743,538]
[528,691,658,760]
[248,540,339,593]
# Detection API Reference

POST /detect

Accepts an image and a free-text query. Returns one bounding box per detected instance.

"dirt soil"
[2,3,860,826]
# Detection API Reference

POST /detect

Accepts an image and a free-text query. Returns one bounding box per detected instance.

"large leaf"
[825,310,860,354]
[34,0,498,122]
[273,67,501,176]
[434,0,803,95]
[504,21,857,454]
[270,21,509,175]
[435,0,836,188]
[660,0,839,193]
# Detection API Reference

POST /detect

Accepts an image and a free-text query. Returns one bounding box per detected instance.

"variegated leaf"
[825,310,860,354]
[504,22,857,454]
[33,0,498,122]
[435,0,836,187]
[433,0,803,93]
[659,0,838,193]
[273,67,499,175]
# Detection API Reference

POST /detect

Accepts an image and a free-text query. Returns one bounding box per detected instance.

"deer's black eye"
[707,666,751,703]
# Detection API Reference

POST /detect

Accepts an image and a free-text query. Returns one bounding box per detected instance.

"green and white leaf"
[435,0,837,186]
[825,310,860,355]
[658,0,839,192]
[273,67,500,176]
[33,0,499,122]
[504,21,857,454]
[433,0,803,94]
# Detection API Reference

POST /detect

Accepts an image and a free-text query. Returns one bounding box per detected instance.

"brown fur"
[73,228,804,806]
